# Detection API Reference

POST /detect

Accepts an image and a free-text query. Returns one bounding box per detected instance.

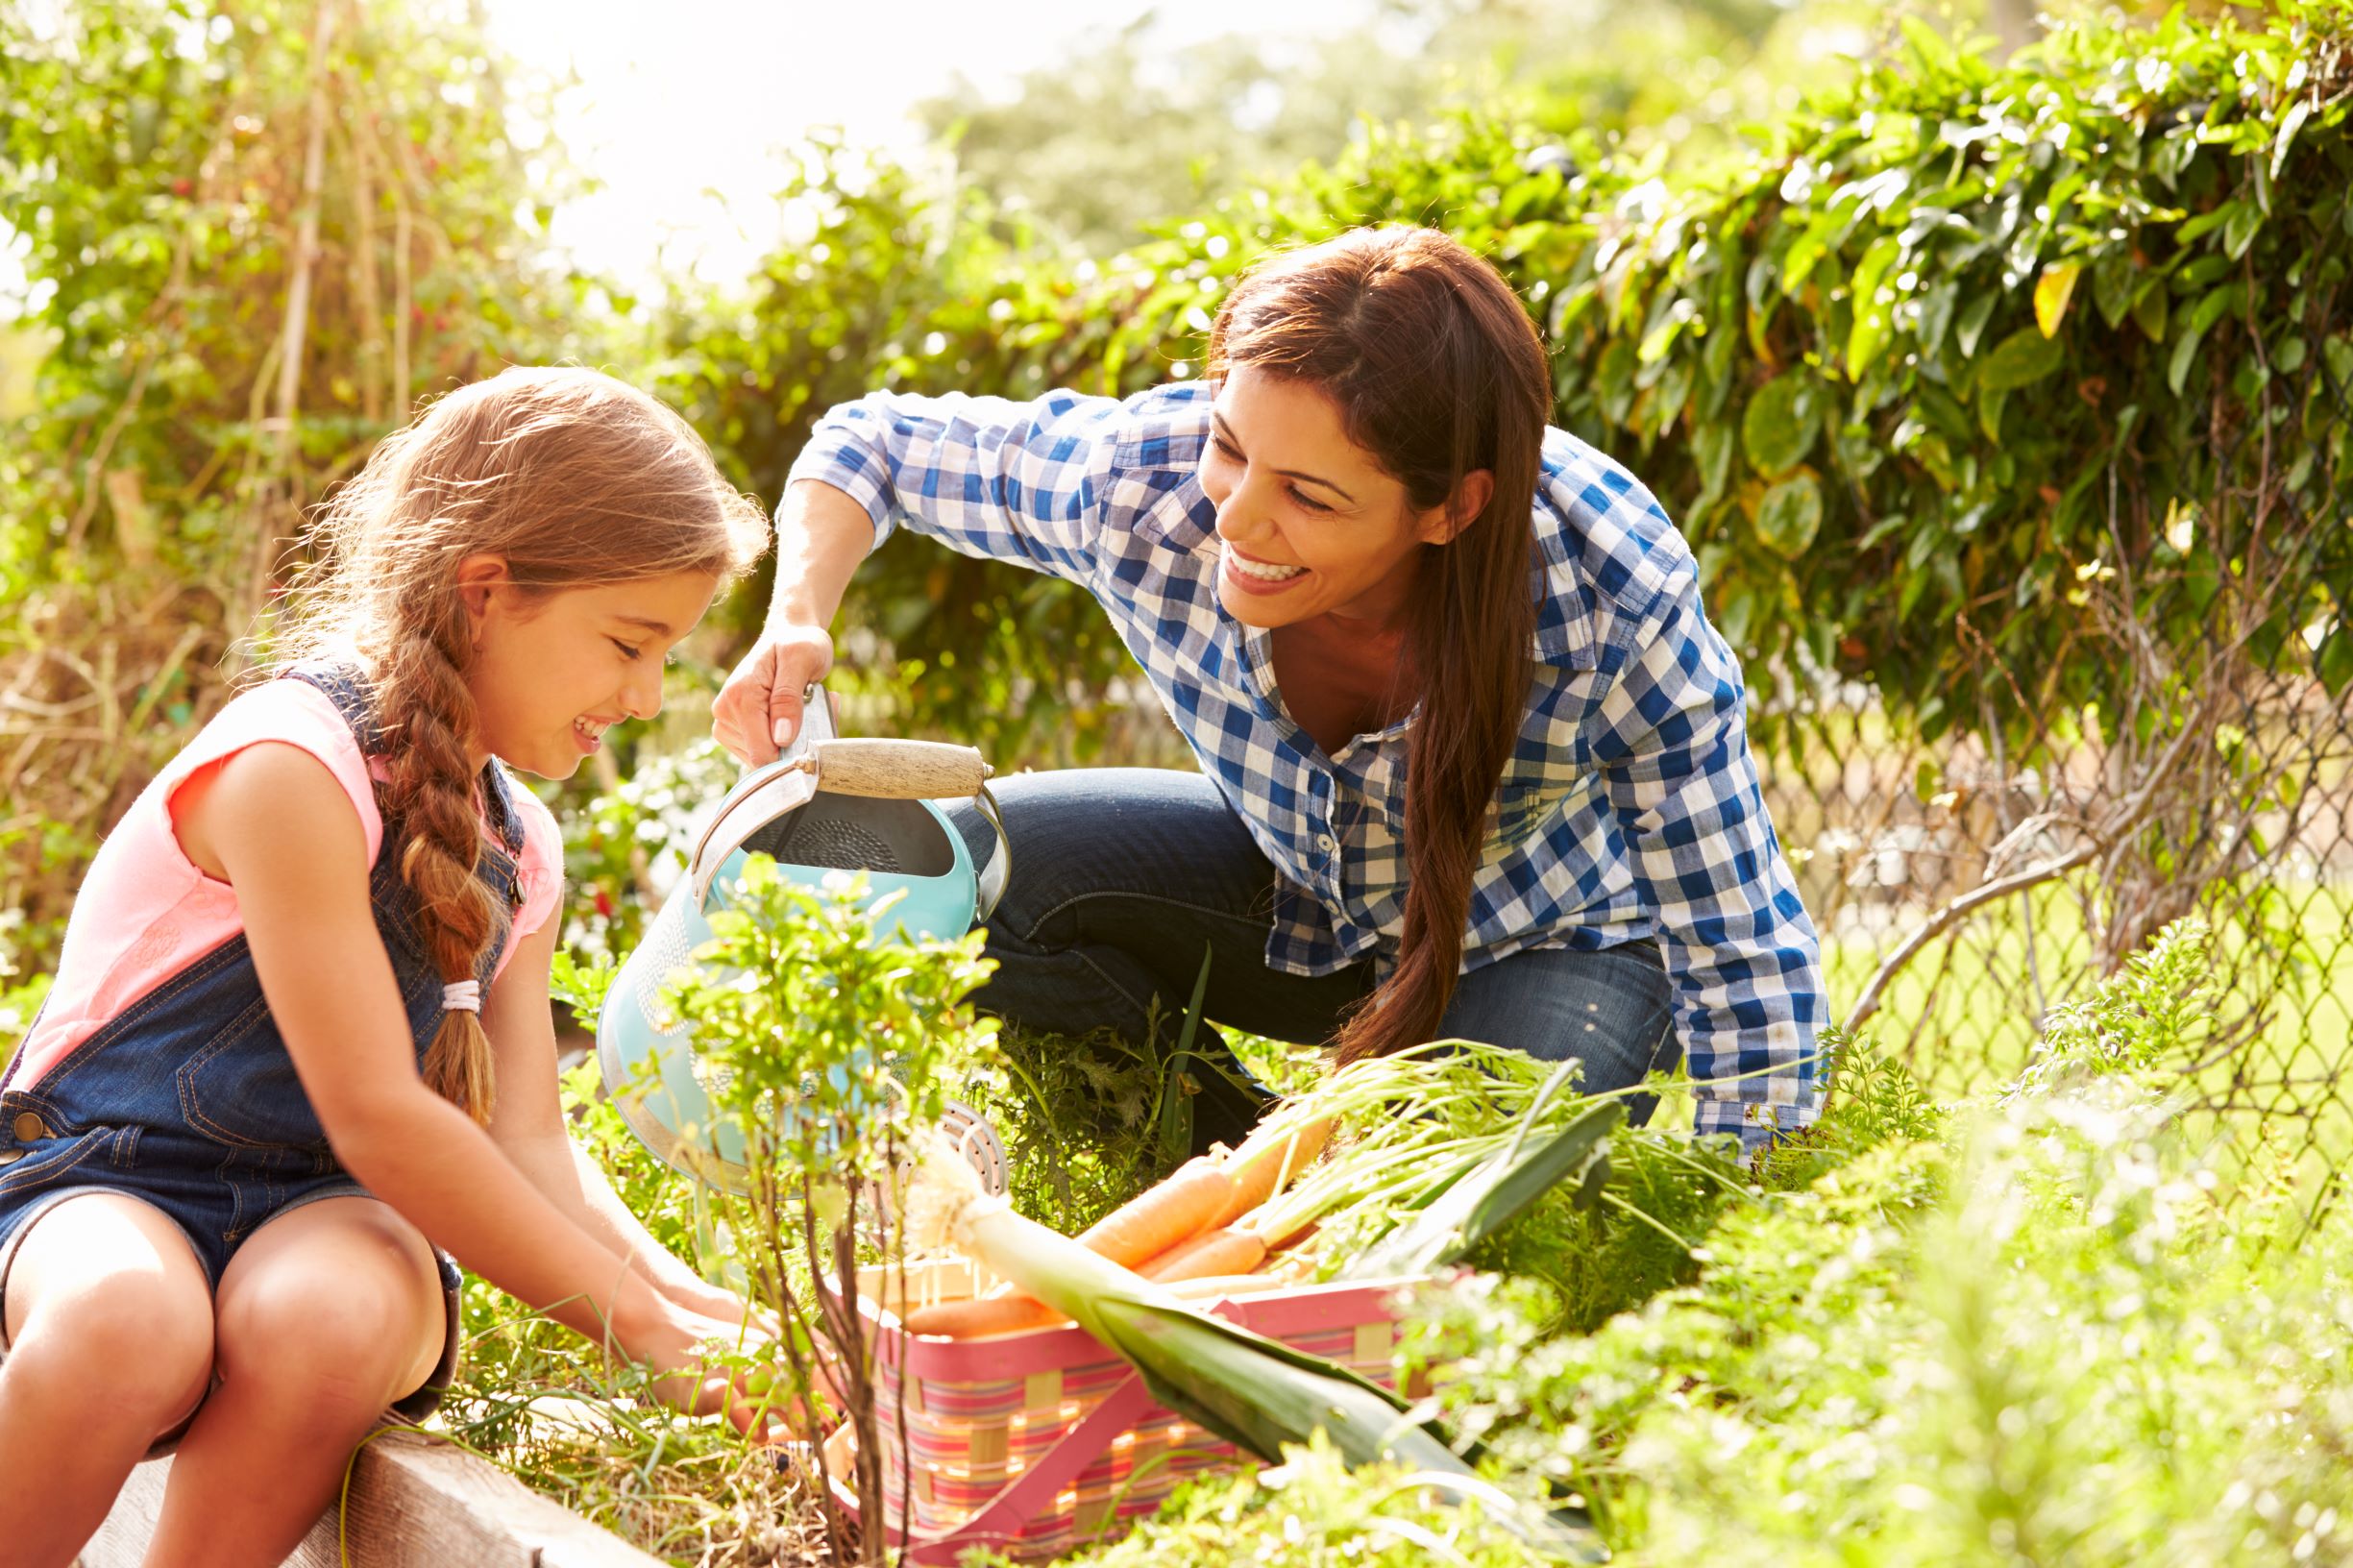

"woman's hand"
[713,624,834,766]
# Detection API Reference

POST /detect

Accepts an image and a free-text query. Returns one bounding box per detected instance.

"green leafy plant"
[656,860,998,1565]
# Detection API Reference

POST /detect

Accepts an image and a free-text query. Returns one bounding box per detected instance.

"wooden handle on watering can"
[810,738,992,800]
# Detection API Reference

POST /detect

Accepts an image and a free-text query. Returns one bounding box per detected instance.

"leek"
[905,1138,1602,1561]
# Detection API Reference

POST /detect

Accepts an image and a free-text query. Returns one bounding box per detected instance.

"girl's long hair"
[1206,227,1551,1066]
[271,367,769,1122]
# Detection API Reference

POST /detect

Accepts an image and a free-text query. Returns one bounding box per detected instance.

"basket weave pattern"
[829,1263,1414,1563]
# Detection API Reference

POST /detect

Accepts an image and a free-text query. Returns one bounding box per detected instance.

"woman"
[713,226,1826,1158]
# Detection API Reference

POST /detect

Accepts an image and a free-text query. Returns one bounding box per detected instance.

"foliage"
[1752,1022,1947,1189]
[976,1431,1562,1568]
[657,862,999,1563]
[1397,917,2353,1566]
[908,0,1817,257]
[0,0,594,969]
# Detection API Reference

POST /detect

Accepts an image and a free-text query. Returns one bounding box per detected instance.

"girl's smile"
[459,565,723,780]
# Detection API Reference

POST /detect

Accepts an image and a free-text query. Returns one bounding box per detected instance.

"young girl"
[0,367,774,1568]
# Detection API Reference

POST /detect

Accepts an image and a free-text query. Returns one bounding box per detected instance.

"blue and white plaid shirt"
[790,382,1826,1149]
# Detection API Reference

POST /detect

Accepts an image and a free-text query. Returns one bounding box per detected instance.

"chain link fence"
[1750,243,2353,1181]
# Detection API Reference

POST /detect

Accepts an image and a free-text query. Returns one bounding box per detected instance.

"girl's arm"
[479,910,750,1325]
[184,741,765,1421]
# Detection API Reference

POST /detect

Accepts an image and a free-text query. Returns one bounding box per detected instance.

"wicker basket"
[821,1258,1420,1563]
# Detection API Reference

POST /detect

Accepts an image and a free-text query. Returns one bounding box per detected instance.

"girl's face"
[459,565,723,780]
[1196,365,1490,631]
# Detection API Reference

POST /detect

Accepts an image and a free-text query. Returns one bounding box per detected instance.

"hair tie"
[441,980,482,1015]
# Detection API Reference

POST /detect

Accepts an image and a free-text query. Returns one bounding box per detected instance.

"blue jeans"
[949,768,1679,1153]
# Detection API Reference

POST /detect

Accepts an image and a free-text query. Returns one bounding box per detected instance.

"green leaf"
[1755,470,1826,558]
[2272,98,2313,180]
[2091,255,2136,331]
[1955,290,1999,358]
[2134,281,2170,342]
[1695,419,1735,508]
[1742,375,1819,476]
[1347,1077,1623,1280]
[1845,234,1903,377]
[1976,325,2066,392]
[2223,201,2264,260]
[2324,334,2353,391]
[1917,279,1959,355]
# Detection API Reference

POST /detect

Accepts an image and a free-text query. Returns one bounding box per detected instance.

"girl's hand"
[628,1294,790,1439]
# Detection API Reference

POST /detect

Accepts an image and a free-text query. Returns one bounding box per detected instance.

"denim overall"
[0,666,524,1443]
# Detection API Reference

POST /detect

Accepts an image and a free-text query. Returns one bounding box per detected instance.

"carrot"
[1074,1156,1235,1267]
[1212,1114,1335,1228]
[903,1158,1236,1337]
[902,1293,1068,1338]
[1140,1226,1268,1283]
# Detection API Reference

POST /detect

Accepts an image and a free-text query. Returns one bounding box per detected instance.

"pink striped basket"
[821,1259,1422,1563]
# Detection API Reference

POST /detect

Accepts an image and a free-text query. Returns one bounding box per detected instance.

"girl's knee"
[8,1275,214,1424]
[215,1274,439,1415]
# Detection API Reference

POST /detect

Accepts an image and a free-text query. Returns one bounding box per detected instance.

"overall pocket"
[175,996,331,1153]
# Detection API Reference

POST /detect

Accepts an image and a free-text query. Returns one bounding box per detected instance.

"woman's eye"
[1288,487,1332,514]
[611,639,644,661]
[1210,436,1241,461]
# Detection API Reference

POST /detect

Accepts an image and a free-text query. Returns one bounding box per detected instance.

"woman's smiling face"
[1196,366,1486,630]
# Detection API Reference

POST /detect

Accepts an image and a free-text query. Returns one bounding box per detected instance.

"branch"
[1845,840,2101,1032]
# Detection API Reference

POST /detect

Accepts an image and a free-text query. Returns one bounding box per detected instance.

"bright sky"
[0,0,1375,314]
[481,0,1376,294]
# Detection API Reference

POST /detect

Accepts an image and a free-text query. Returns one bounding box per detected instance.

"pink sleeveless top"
[10,679,565,1091]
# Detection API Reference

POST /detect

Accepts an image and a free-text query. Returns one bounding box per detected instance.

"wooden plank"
[80,1431,666,1568]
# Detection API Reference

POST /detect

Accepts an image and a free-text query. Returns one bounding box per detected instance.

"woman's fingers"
[712,629,835,765]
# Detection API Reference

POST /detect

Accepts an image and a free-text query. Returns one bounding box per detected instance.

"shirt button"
[1315,833,1336,852]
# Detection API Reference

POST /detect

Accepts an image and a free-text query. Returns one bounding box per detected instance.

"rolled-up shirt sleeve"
[785,388,1121,581]
[1593,573,1828,1154]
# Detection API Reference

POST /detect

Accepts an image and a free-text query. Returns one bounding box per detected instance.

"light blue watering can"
[598,688,1010,1194]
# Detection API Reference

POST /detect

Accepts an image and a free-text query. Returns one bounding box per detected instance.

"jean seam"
[1010,887,1277,954]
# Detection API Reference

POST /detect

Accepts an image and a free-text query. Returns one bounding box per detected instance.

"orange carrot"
[1213,1115,1335,1228]
[902,1160,1238,1338]
[1074,1156,1236,1267]
[1140,1226,1268,1283]
[902,1293,1069,1338]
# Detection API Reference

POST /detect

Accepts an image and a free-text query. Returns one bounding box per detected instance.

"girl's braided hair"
[270,367,769,1122]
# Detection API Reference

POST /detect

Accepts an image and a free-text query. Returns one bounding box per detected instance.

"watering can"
[598,687,1011,1195]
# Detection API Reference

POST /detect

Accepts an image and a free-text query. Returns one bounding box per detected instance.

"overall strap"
[282,664,525,856]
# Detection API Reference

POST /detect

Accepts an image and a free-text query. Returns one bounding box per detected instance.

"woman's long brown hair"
[1206,227,1551,1066]
[271,367,768,1122]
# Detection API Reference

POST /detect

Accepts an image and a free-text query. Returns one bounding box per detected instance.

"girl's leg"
[1437,941,1682,1123]
[948,769,1373,1152]
[0,1192,216,1568]
[141,1195,445,1568]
